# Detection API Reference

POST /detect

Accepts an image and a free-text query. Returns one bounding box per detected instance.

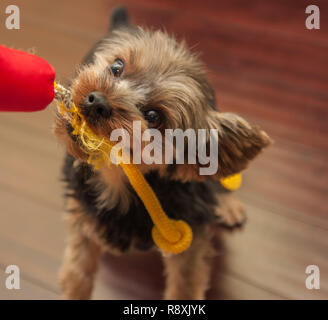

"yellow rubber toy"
[220,173,242,191]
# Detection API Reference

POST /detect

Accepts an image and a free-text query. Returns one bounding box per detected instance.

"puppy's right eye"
[110,59,124,77]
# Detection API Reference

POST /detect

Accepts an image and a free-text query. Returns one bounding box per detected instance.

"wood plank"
[121,0,328,42]
[220,202,328,299]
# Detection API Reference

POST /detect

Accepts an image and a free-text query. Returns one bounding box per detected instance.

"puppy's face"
[54,28,270,181]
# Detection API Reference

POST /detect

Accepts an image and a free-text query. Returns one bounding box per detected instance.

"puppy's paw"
[215,193,246,228]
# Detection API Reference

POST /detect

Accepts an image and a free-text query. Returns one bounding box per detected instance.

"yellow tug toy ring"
[54,82,240,254]
[121,164,193,254]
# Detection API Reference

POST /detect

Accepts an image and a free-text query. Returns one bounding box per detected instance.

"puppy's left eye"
[110,59,124,77]
[144,110,161,127]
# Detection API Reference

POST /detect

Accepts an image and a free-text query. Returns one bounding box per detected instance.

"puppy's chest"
[63,155,218,252]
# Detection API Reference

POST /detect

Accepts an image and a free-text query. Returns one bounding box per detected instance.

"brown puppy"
[54,8,270,300]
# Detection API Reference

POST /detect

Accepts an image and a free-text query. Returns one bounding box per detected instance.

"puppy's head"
[54,27,271,181]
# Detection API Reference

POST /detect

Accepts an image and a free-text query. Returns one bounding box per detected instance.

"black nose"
[82,91,112,120]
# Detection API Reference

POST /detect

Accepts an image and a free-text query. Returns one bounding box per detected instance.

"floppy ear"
[205,111,271,178]
[172,110,271,182]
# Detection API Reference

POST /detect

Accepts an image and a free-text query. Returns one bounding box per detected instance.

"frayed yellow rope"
[54,82,193,254]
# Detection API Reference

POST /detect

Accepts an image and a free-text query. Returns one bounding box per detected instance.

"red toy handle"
[0,45,56,112]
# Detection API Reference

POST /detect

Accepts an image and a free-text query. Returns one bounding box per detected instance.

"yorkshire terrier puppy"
[54,8,270,300]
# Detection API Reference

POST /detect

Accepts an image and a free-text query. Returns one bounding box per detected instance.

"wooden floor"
[0,0,327,299]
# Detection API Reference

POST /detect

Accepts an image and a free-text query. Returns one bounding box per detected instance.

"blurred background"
[0,0,327,299]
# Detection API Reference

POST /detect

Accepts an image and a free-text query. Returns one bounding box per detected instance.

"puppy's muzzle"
[81,91,112,121]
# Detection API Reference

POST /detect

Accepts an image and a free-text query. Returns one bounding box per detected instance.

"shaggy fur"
[54,7,271,300]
